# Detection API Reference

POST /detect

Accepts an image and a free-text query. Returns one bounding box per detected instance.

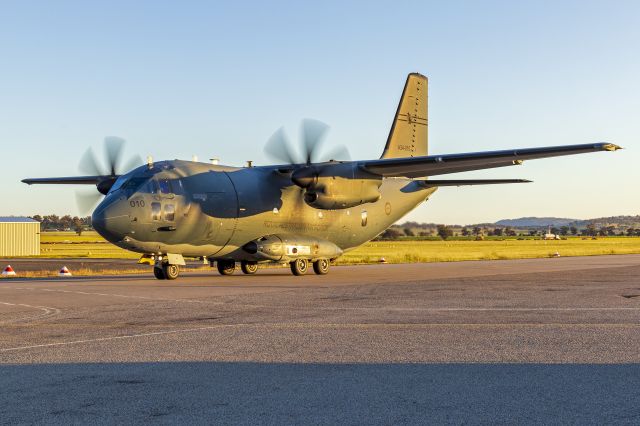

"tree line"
[30,215,92,235]
[378,223,640,240]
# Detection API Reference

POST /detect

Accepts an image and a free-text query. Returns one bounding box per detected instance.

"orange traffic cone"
[58,266,72,277]
[2,265,16,276]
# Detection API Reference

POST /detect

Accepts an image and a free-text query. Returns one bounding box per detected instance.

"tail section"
[380,73,428,159]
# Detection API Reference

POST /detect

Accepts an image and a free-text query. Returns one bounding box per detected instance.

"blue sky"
[1,0,638,224]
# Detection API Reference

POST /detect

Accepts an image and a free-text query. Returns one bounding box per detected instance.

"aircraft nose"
[92,196,131,243]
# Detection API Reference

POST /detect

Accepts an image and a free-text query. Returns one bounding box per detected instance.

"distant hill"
[495,215,640,229]
[397,215,640,230]
[495,217,579,227]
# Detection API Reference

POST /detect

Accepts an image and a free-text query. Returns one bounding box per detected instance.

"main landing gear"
[217,260,236,275]
[240,261,258,275]
[215,260,259,275]
[289,258,330,276]
[150,255,331,279]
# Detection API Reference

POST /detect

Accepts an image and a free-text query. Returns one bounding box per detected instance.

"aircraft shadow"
[1,362,639,424]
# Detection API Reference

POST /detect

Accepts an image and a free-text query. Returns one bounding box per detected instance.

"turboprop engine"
[291,163,382,209]
[242,234,343,261]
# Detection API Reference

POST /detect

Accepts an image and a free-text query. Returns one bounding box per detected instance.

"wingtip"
[602,143,623,151]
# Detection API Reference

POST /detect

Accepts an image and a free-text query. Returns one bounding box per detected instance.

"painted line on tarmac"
[2,322,640,353]
[0,324,241,352]
[1,287,223,305]
[0,301,61,324]
[2,286,638,312]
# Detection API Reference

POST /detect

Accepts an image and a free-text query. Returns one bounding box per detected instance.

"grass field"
[338,238,640,264]
[36,231,640,264]
[40,231,138,259]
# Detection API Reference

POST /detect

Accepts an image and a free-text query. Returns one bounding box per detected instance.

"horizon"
[1,1,638,222]
[13,212,640,229]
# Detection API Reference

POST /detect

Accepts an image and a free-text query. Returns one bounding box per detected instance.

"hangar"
[0,217,40,256]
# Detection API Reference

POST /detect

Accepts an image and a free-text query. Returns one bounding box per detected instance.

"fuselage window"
[164,204,175,221]
[159,179,172,194]
[151,202,161,221]
[361,210,368,227]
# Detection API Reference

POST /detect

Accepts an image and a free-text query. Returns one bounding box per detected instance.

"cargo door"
[185,171,238,252]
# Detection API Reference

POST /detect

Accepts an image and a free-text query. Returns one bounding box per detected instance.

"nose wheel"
[153,264,179,280]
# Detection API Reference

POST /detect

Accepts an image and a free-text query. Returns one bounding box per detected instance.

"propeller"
[263,119,350,211]
[76,137,143,214]
[264,119,350,166]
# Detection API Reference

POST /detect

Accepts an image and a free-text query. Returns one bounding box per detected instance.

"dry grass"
[336,238,640,264]
[30,232,640,266]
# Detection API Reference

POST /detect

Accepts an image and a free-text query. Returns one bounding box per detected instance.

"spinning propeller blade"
[75,137,141,212]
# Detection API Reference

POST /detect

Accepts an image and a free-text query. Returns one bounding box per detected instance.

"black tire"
[313,258,330,275]
[290,258,309,276]
[240,261,258,275]
[217,260,236,276]
[163,264,179,280]
[153,266,166,280]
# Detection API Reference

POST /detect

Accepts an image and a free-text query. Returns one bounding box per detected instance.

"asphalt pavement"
[1,255,640,424]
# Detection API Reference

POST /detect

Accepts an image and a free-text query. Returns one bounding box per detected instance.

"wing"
[22,176,103,185]
[362,143,621,178]
[419,179,531,187]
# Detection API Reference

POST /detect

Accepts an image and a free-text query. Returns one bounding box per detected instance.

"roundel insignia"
[385,202,392,215]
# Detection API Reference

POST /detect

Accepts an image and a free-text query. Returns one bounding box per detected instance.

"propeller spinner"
[75,137,142,213]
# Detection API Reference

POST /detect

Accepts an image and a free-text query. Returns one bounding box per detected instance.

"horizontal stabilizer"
[419,179,531,188]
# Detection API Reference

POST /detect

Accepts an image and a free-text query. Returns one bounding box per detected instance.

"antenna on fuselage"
[147,156,153,169]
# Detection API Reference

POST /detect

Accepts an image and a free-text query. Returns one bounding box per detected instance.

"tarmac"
[1,255,640,424]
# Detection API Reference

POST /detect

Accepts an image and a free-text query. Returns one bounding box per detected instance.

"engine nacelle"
[304,178,381,209]
[242,234,343,261]
[292,163,382,210]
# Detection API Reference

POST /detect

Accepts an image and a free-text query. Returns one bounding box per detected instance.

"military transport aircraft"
[23,73,620,279]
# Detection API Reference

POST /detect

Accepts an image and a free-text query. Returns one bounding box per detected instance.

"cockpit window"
[122,177,149,193]
[147,180,159,194]
[158,179,173,194]
[108,174,150,195]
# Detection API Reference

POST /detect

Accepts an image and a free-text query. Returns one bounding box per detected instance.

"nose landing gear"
[153,263,180,280]
[145,253,186,280]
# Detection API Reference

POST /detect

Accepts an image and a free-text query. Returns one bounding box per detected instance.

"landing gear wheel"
[313,258,330,275]
[241,261,258,275]
[153,266,166,280]
[290,258,309,276]
[163,264,179,280]
[217,260,236,275]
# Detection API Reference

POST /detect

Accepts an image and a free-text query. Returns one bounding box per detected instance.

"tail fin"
[380,73,428,159]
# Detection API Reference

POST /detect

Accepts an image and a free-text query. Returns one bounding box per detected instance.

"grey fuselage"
[92,160,437,261]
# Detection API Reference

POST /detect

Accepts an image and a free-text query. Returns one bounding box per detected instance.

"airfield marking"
[0,286,225,305]
[0,301,61,324]
[2,322,640,353]
[1,286,639,312]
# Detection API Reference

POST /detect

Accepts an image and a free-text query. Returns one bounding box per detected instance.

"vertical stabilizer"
[380,73,428,159]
